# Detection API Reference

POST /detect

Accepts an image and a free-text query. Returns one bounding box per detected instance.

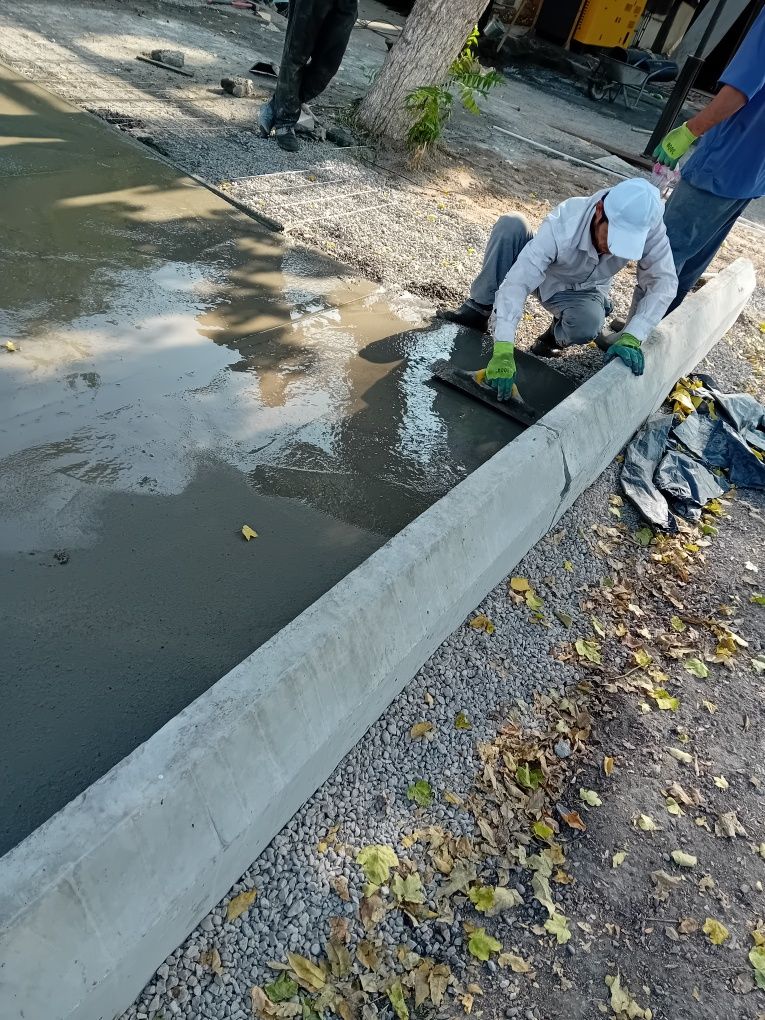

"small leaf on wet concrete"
[407,780,433,808]
[469,613,495,634]
[410,721,433,740]
[498,952,532,974]
[226,888,257,922]
[241,525,258,541]
[544,913,571,945]
[4,340,17,352]
[636,814,659,832]
[265,972,298,1003]
[579,788,602,807]
[668,747,693,764]
[713,775,729,790]
[702,917,730,945]
[684,657,709,678]
[287,953,325,993]
[612,850,628,868]
[603,756,614,777]
[454,712,472,730]
[467,928,502,961]
[510,576,530,592]
[671,850,698,868]
[356,845,399,886]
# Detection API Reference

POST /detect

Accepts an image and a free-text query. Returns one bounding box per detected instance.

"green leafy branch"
[405,26,504,154]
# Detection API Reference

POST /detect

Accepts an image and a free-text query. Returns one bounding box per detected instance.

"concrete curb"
[0,258,755,1020]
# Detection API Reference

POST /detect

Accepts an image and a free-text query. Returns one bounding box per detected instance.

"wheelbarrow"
[587,53,677,110]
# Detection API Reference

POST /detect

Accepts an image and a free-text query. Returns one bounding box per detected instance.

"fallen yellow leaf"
[4,340,16,352]
[702,917,730,945]
[226,888,257,922]
[510,577,530,592]
[241,525,258,541]
[410,721,433,739]
[470,613,495,635]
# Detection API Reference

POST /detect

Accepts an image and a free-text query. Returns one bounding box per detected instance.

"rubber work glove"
[604,333,644,376]
[653,122,697,169]
[485,341,517,401]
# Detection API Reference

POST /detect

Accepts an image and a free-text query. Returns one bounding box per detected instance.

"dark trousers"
[663,178,750,314]
[273,0,358,128]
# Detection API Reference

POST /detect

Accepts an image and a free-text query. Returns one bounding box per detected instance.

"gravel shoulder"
[1,4,764,1020]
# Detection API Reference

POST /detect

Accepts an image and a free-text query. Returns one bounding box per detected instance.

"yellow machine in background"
[574,0,648,48]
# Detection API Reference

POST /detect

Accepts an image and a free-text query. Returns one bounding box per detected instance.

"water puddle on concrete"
[0,63,572,854]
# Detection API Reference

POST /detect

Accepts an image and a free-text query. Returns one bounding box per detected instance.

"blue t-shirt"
[682,7,765,200]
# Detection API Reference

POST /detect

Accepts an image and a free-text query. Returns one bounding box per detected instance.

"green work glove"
[604,333,644,376]
[653,122,697,169]
[485,341,516,401]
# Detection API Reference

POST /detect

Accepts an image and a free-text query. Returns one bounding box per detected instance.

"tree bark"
[357,0,490,141]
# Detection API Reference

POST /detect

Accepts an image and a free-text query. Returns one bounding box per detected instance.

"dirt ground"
[2,3,765,1019]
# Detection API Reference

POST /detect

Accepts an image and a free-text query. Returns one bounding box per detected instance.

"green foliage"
[405,26,503,154]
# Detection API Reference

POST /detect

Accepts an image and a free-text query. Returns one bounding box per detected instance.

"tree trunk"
[357,0,490,141]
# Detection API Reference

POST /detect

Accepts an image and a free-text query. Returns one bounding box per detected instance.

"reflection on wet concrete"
[0,64,572,854]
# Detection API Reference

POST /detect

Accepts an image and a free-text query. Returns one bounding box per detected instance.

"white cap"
[603,178,662,260]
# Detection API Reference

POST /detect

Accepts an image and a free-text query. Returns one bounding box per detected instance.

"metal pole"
[643,0,728,157]
[652,0,684,55]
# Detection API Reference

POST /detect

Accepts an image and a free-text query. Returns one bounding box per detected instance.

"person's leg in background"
[299,0,358,109]
[533,289,607,357]
[663,178,749,313]
[263,0,323,151]
[439,214,535,332]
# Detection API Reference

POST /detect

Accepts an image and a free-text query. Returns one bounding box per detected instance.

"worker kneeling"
[440,178,677,399]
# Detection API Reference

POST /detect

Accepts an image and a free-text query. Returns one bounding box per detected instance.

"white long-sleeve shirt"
[493,188,678,345]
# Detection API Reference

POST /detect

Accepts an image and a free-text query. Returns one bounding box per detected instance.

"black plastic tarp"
[621,376,765,528]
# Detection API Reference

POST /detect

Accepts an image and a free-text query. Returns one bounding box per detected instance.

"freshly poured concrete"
[0,64,577,855]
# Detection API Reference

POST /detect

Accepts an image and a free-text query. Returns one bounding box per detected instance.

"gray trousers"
[468,214,608,346]
[663,178,750,313]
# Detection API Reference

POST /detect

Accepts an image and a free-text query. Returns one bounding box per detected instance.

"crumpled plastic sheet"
[622,376,765,528]
[621,412,675,530]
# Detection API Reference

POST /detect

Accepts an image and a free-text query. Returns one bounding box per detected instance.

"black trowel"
[431,360,541,427]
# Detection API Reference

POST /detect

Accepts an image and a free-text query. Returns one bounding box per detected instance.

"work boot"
[609,317,626,332]
[529,322,564,358]
[258,97,275,138]
[437,301,492,333]
[275,126,300,152]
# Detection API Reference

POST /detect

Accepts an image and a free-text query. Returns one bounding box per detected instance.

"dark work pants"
[273,0,358,128]
[663,178,750,314]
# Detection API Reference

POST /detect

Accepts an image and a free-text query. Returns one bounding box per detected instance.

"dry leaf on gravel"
[470,614,495,635]
[226,888,257,922]
[636,814,659,832]
[467,928,502,961]
[286,953,325,993]
[716,811,747,838]
[544,913,571,945]
[332,876,350,902]
[200,947,223,974]
[605,973,651,1018]
[671,850,698,868]
[579,788,602,807]
[498,952,532,974]
[702,918,730,945]
[652,870,682,902]
[410,721,433,740]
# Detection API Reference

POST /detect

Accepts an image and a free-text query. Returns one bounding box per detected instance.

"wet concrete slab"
[0,63,575,855]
